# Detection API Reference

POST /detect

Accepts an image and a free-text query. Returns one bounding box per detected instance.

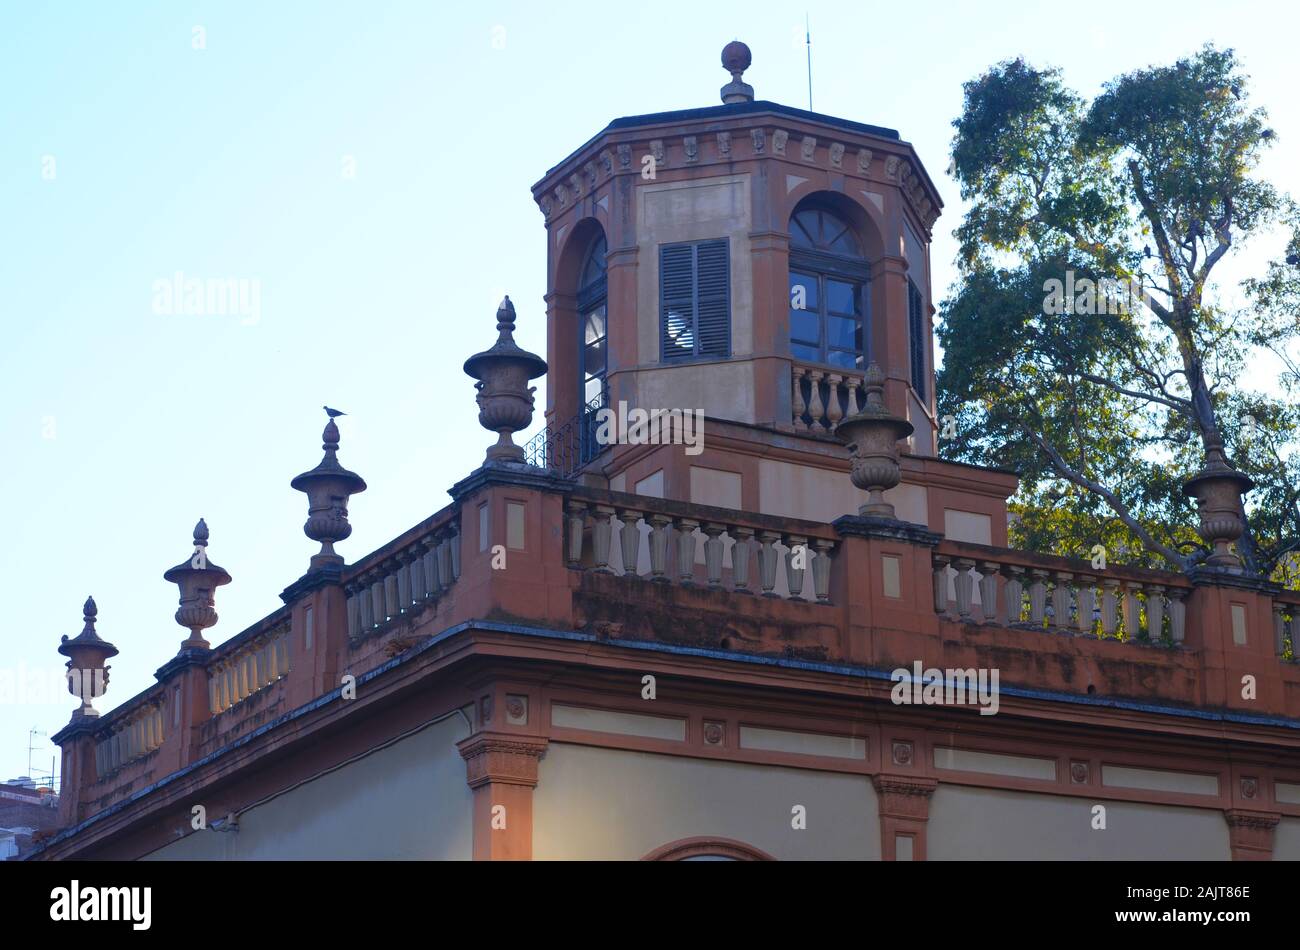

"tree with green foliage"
[940,45,1300,578]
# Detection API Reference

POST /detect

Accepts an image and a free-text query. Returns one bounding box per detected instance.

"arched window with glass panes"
[787,207,869,371]
[577,234,608,461]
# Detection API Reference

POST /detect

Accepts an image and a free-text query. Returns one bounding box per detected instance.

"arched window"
[578,234,607,407]
[641,837,775,861]
[788,207,869,370]
[577,234,608,462]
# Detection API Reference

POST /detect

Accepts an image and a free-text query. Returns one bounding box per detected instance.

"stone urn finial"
[290,410,367,569]
[58,595,118,720]
[163,518,233,651]
[720,40,754,104]
[1183,431,1254,569]
[463,296,547,464]
[834,363,914,519]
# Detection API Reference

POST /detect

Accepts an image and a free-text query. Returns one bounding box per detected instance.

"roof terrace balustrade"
[791,362,866,433]
[207,619,291,715]
[564,487,837,603]
[343,512,461,643]
[93,699,164,778]
[931,541,1194,644]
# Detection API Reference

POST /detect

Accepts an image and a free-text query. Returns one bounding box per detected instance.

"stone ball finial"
[722,40,751,75]
[720,40,755,104]
[83,595,97,621]
[193,518,209,545]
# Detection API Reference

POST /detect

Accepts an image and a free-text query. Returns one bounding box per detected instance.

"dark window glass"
[788,208,868,369]
[908,279,927,401]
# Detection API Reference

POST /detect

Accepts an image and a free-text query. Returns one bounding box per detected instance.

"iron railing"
[523,392,608,479]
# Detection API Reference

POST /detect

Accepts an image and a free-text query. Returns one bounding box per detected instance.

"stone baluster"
[648,514,672,581]
[825,375,844,429]
[979,562,999,623]
[845,377,863,417]
[953,559,976,620]
[1028,570,1049,625]
[1274,601,1287,656]
[785,534,808,601]
[1101,578,1120,637]
[812,539,834,604]
[368,569,386,629]
[1075,575,1096,635]
[357,571,375,632]
[345,583,362,641]
[437,533,454,590]
[792,367,807,430]
[407,549,425,607]
[396,552,413,610]
[590,506,615,573]
[1288,608,1300,656]
[932,555,951,616]
[275,627,289,673]
[1051,572,1072,630]
[676,519,700,585]
[1145,585,1166,640]
[806,371,825,430]
[382,559,400,622]
[448,524,461,581]
[1121,582,1141,640]
[1003,566,1025,624]
[426,538,447,597]
[703,524,726,589]
[1169,588,1187,644]
[618,508,643,577]
[565,500,587,566]
[731,526,754,593]
[758,531,781,597]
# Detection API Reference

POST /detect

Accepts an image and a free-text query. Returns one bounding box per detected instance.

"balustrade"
[566,497,834,604]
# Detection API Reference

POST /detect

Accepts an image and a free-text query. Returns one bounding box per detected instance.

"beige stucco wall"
[1274,817,1300,860]
[758,456,928,526]
[927,785,1230,860]
[631,174,755,423]
[141,713,473,860]
[533,742,880,860]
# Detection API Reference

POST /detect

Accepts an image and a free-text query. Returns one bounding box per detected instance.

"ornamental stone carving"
[463,297,548,464]
[751,128,765,153]
[829,142,844,168]
[834,363,913,518]
[801,135,817,162]
[717,131,731,157]
[683,135,698,163]
[1183,433,1254,569]
[617,144,631,169]
[857,148,873,173]
[773,129,788,156]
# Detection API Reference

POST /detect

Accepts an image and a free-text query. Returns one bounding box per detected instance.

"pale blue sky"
[2,1,1296,782]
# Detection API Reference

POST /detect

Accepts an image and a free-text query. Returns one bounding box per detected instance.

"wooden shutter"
[694,239,730,358]
[659,239,730,360]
